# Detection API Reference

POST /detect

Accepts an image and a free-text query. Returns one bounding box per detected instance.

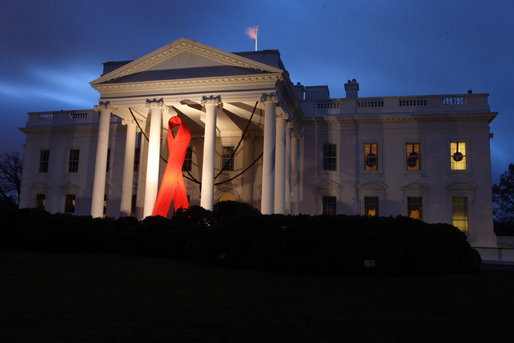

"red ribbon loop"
[152,116,191,217]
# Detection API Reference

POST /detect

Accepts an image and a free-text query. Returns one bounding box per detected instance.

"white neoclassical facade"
[19,38,498,247]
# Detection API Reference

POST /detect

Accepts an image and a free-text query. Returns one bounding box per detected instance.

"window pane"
[450,141,467,170]
[182,147,192,171]
[365,196,379,216]
[452,196,468,233]
[222,146,234,171]
[323,143,337,171]
[68,149,80,173]
[406,143,421,170]
[322,196,336,215]
[39,150,50,173]
[407,197,422,220]
[65,194,76,215]
[36,194,45,210]
[364,143,378,170]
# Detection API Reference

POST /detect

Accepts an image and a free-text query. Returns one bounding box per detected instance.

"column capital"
[287,121,294,129]
[146,98,165,109]
[277,113,288,120]
[122,118,136,126]
[94,101,112,112]
[201,95,223,109]
[260,93,279,104]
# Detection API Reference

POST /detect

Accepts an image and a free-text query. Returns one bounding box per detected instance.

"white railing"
[306,93,489,116]
[27,110,121,127]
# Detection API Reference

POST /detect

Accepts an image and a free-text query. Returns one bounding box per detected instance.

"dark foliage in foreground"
[0,201,480,275]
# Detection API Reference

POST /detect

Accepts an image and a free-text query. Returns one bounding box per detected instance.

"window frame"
[364,196,379,217]
[407,196,423,220]
[222,146,234,172]
[405,142,422,171]
[68,149,80,173]
[322,143,337,172]
[182,147,192,172]
[39,149,50,173]
[64,194,76,215]
[35,193,46,210]
[451,196,469,233]
[322,196,337,216]
[449,140,469,172]
[363,142,380,172]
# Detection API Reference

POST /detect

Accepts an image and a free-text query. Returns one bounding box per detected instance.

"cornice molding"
[92,74,282,93]
[305,112,497,125]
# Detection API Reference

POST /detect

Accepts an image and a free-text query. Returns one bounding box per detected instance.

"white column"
[120,119,137,217]
[274,113,287,214]
[143,99,164,218]
[285,122,292,214]
[91,102,112,218]
[291,132,300,215]
[200,96,221,211]
[261,94,278,214]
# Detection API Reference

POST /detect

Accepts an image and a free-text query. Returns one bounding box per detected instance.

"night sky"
[1,0,512,182]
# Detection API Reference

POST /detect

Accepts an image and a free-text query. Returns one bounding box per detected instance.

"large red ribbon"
[152,116,191,217]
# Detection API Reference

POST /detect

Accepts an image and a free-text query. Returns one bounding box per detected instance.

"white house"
[19,38,498,248]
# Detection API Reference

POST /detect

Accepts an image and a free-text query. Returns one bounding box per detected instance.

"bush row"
[0,201,481,275]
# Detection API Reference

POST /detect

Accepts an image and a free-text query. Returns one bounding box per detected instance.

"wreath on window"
[453,151,463,162]
[407,152,419,167]
[365,153,377,168]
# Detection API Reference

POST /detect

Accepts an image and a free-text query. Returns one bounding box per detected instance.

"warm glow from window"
[407,197,422,220]
[452,196,468,233]
[364,143,378,170]
[450,141,467,170]
[218,193,235,202]
[406,143,421,170]
[364,197,379,216]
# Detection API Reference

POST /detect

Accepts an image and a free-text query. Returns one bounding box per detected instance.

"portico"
[88,38,303,218]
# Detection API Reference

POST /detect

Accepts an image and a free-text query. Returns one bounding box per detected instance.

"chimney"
[293,82,305,101]
[345,79,359,98]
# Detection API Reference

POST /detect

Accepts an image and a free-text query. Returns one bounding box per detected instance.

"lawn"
[1,251,513,343]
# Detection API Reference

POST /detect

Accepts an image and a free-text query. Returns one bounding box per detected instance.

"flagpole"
[255,25,259,51]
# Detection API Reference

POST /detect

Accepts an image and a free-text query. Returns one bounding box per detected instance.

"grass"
[1,251,513,343]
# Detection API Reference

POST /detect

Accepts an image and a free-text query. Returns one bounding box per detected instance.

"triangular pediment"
[401,181,430,191]
[357,180,388,191]
[444,181,477,191]
[316,180,344,192]
[91,38,283,85]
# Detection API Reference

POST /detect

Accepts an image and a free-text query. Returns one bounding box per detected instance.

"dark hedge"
[0,201,481,275]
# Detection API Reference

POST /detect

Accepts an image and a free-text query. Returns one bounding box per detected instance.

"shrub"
[0,203,480,275]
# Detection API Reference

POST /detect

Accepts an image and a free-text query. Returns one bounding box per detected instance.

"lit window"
[407,197,422,220]
[39,150,50,173]
[406,143,421,170]
[134,147,140,172]
[36,194,45,210]
[322,196,336,215]
[182,147,192,171]
[106,149,111,173]
[450,141,467,170]
[222,146,234,171]
[364,143,378,170]
[452,197,468,233]
[64,194,76,215]
[364,197,379,216]
[323,143,337,171]
[68,149,80,173]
